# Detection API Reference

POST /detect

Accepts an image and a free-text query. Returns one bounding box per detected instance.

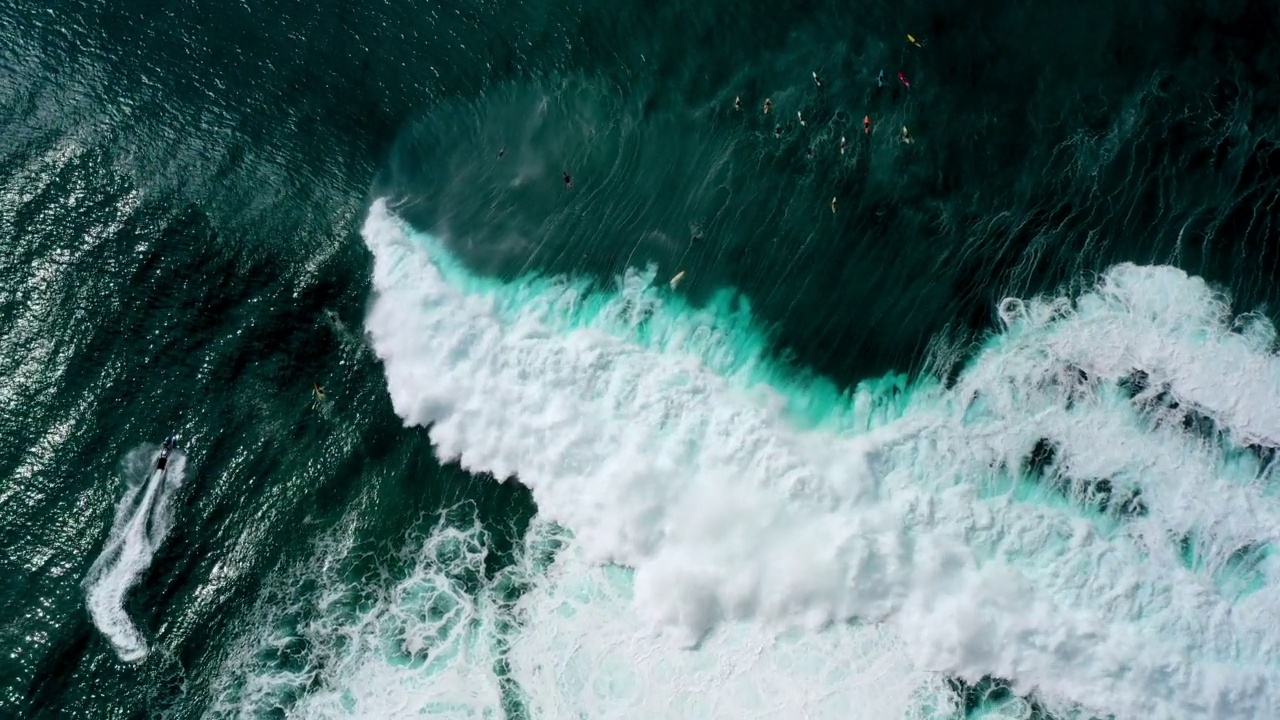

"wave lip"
[83,444,185,663]
[361,199,1280,720]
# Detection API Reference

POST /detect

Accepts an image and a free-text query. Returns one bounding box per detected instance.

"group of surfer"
[689,35,928,287]
[749,66,914,157]
[493,35,928,291]
[555,34,924,207]
[763,35,924,214]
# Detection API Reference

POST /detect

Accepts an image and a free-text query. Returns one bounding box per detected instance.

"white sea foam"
[358,199,1280,717]
[507,526,952,720]
[84,444,185,663]
[208,510,950,720]
[206,513,512,718]
[316,199,1280,719]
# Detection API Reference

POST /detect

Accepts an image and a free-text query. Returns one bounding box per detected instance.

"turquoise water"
[3,1,1280,718]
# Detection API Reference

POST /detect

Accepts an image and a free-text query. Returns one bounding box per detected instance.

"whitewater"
[214,199,1280,719]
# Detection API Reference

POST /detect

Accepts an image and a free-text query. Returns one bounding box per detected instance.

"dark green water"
[3,0,1279,718]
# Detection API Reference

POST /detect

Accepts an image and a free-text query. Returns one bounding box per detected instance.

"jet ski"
[155,436,175,472]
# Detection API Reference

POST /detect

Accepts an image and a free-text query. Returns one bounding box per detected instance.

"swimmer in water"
[563,171,573,188]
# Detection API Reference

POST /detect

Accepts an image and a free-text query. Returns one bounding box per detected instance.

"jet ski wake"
[83,438,185,663]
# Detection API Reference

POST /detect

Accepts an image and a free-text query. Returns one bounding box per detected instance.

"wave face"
[349,199,1280,720]
[83,445,186,663]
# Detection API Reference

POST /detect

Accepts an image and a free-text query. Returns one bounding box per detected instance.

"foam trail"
[84,444,185,663]
[361,199,1280,719]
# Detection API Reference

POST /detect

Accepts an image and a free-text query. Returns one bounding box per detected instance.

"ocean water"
[3,1,1280,718]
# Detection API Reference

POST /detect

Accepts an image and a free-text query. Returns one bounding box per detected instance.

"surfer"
[563,171,573,188]
[812,71,822,88]
[901,125,914,144]
[763,98,773,115]
[864,115,872,134]
[830,197,838,214]
[877,69,886,88]
[797,111,806,127]
[497,147,505,159]
[840,135,847,154]
[734,95,742,110]
[669,270,686,290]
[898,72,911,89]
[313,383,326,401]
[907,34,923,48]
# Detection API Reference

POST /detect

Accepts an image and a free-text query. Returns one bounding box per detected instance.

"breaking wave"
[219,199,1280,719]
